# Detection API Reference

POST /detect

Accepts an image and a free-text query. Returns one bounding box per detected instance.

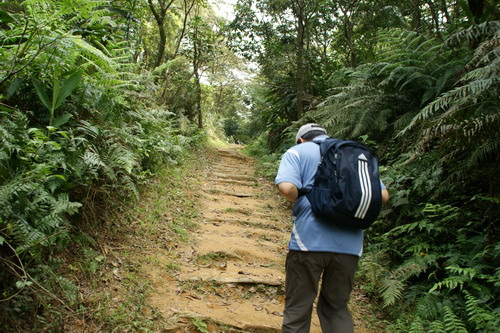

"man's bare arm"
[382,189,389,204]
[278,182,299,202]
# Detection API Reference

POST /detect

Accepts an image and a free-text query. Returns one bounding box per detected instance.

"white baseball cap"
[295,123,327,143]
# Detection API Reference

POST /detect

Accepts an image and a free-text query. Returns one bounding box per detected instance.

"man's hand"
[278,182,299,202]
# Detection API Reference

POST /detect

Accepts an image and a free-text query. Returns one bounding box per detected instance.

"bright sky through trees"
[209,0,237,20]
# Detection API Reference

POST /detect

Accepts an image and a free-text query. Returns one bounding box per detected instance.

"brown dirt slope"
[145,146,290,332]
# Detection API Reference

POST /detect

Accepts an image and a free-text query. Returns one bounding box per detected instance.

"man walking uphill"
[275,124,389,332]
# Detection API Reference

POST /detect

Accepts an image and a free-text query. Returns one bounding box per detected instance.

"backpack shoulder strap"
[315,137,342,156]
[297,138,335,197]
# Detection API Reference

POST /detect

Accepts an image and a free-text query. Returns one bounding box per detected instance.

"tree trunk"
[296,10,305,120]
[156,26,166,67]
[173,0,196,58]
[467,0,484,22]
[425,0,443,40]
[440,0,451,22]
[147,0,175,68]
[337,2,358,68]
[195,71,202,128]
[193,24,203,128]
[412,0,422,32]
[345,21,357,68]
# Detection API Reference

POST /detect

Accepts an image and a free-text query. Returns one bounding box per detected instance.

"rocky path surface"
[144,146,297,332]
[140,146,375,332]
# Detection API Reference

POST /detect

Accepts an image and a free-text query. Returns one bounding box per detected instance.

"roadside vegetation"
[0,0,236,330]
[64,153,203,332]
[233,1,498,331]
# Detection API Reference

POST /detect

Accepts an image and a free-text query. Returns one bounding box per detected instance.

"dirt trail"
[142,146,373,332]
[143,146,295,332]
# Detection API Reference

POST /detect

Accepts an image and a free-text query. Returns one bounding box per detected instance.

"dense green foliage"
[0,0,248,330]
[233,0,499,331]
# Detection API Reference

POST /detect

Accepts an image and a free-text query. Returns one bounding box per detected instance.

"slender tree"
[287,0,320,118]
[147,0,176,67]
[185,9,218,128]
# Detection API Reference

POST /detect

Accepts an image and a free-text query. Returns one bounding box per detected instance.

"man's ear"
[299,138,306,143]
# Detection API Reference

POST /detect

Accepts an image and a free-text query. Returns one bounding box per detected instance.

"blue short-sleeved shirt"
[275,135,385,257]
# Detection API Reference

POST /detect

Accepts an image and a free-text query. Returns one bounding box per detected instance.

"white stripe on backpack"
[355,155,372,219]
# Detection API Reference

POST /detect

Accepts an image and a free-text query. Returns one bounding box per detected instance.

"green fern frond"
[70,37,117,72]
[118,174,139,199]
[36,214,63,232]
[402,78,496,134]
[366,255,436,309]
[153,56,190,74]
[83,150,105,169]
[406,243,431,255]
[415,295,443,321]
[467,138,500,168]
[393,110,419,130]
[13,217,46,254]
[460,64,499,82]
[351,108,391,139]
[458,113,499,137]
[464,290,499,331]
[53,193,82,215]
[446,21,500,47]
[443,306,468,333]
[446,266,478,280]
[90,39,114,58]
[428,320,447,333]
[408,316,426,333]
[381,276,404,307]
[386,218,443,236]
[77,121,100,139]
[430,275,468,293]
[106,143,138,174]
[468,40,500,69]
[357,252,392,298]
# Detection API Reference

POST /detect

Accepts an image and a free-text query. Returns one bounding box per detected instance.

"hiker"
[275,123,389,332]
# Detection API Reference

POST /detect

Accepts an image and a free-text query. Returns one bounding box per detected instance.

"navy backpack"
[303,138,382,229]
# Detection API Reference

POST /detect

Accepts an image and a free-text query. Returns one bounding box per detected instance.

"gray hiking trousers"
[282,250,359,333]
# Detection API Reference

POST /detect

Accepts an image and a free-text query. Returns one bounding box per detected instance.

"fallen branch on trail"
[170,308,281,333]
[217,150,252,161]
[206,188,256,197]
[211,178,256,186]
[169,310,238,330]
[187,276,283,286]
[212,172,256,181]
[203,217,284,231]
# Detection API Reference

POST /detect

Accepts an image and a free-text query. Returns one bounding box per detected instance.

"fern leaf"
[53,193,82,215]
[402,78,496,134]
[464,290,499,331]
[467,138,500,168]
[381,276,404,307]
[77,121,100,139]
[415,295,443,321]
[429,275,468,293]
[82,153,103,179]
[428,320,447,333]
[70,37,117,72]
[446,21,500,47]
[443,306,468,333]
[408,316,426,333]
